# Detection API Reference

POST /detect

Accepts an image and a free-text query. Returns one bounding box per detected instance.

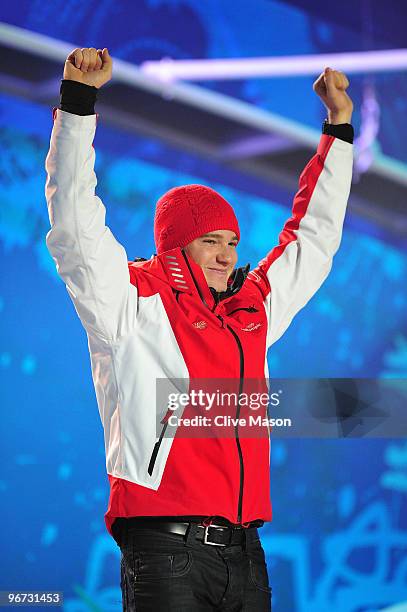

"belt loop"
[185,522,199,546]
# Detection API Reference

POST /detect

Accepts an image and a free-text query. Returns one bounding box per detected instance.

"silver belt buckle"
[203,523,230,546]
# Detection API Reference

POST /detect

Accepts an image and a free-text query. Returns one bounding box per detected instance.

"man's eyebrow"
[201,233,238,241]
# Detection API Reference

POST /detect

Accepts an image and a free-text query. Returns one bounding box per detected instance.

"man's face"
[184,229,238,292]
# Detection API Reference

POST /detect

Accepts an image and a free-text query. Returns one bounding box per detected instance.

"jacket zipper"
[174,251,247,521]
[217,314,245,523]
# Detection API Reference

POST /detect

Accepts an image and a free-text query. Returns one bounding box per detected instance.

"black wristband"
[322,118,354,144]
[59,79,98,116]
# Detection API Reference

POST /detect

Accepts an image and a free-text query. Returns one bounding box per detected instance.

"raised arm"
[45,47,137,343]
[248,68,354,349]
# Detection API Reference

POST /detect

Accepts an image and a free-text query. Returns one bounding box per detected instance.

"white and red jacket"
[45,108,353,536]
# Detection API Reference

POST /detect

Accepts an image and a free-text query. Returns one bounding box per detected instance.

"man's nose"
[216,247,232,264]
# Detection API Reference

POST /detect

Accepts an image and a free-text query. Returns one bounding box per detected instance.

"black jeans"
[112,521,272,611]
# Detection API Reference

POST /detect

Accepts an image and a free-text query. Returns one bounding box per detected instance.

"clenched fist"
[313,67,353,124]
[63,47,113,89]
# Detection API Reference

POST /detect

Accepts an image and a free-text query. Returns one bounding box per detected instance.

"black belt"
[113,518,259,547]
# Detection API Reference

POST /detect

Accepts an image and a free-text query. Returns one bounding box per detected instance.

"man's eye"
[203,239,216,244]
[230,243,238,247]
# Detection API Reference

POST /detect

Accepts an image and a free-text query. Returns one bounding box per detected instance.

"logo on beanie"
[159,225,175,242]
[189,192,222,227]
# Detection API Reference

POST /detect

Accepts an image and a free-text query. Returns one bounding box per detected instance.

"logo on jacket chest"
[191,317,263,332]
[192,319,208,330]
[241,321,262,332]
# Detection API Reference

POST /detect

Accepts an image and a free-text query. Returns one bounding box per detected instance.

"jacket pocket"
[147,412,171,476]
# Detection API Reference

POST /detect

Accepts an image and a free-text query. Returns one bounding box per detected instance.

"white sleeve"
[45,108,137,343]
[250,134,353,349]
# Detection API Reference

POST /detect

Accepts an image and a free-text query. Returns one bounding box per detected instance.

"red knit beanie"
[154,184,240,254]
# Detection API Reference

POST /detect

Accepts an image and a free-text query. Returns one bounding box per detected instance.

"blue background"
[0,1,406,610]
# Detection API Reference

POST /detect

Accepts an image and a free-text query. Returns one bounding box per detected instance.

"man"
[45,47,354,611]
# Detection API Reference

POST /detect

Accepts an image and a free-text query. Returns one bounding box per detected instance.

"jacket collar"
[156,246,250,309]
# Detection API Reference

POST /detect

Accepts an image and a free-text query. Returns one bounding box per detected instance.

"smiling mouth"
[207,268,228,275]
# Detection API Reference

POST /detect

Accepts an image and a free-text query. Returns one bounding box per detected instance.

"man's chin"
[206,279,227,292]
[205,272,229,292]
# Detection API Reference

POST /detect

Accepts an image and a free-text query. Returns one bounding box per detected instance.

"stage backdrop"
[1,1,406,610]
